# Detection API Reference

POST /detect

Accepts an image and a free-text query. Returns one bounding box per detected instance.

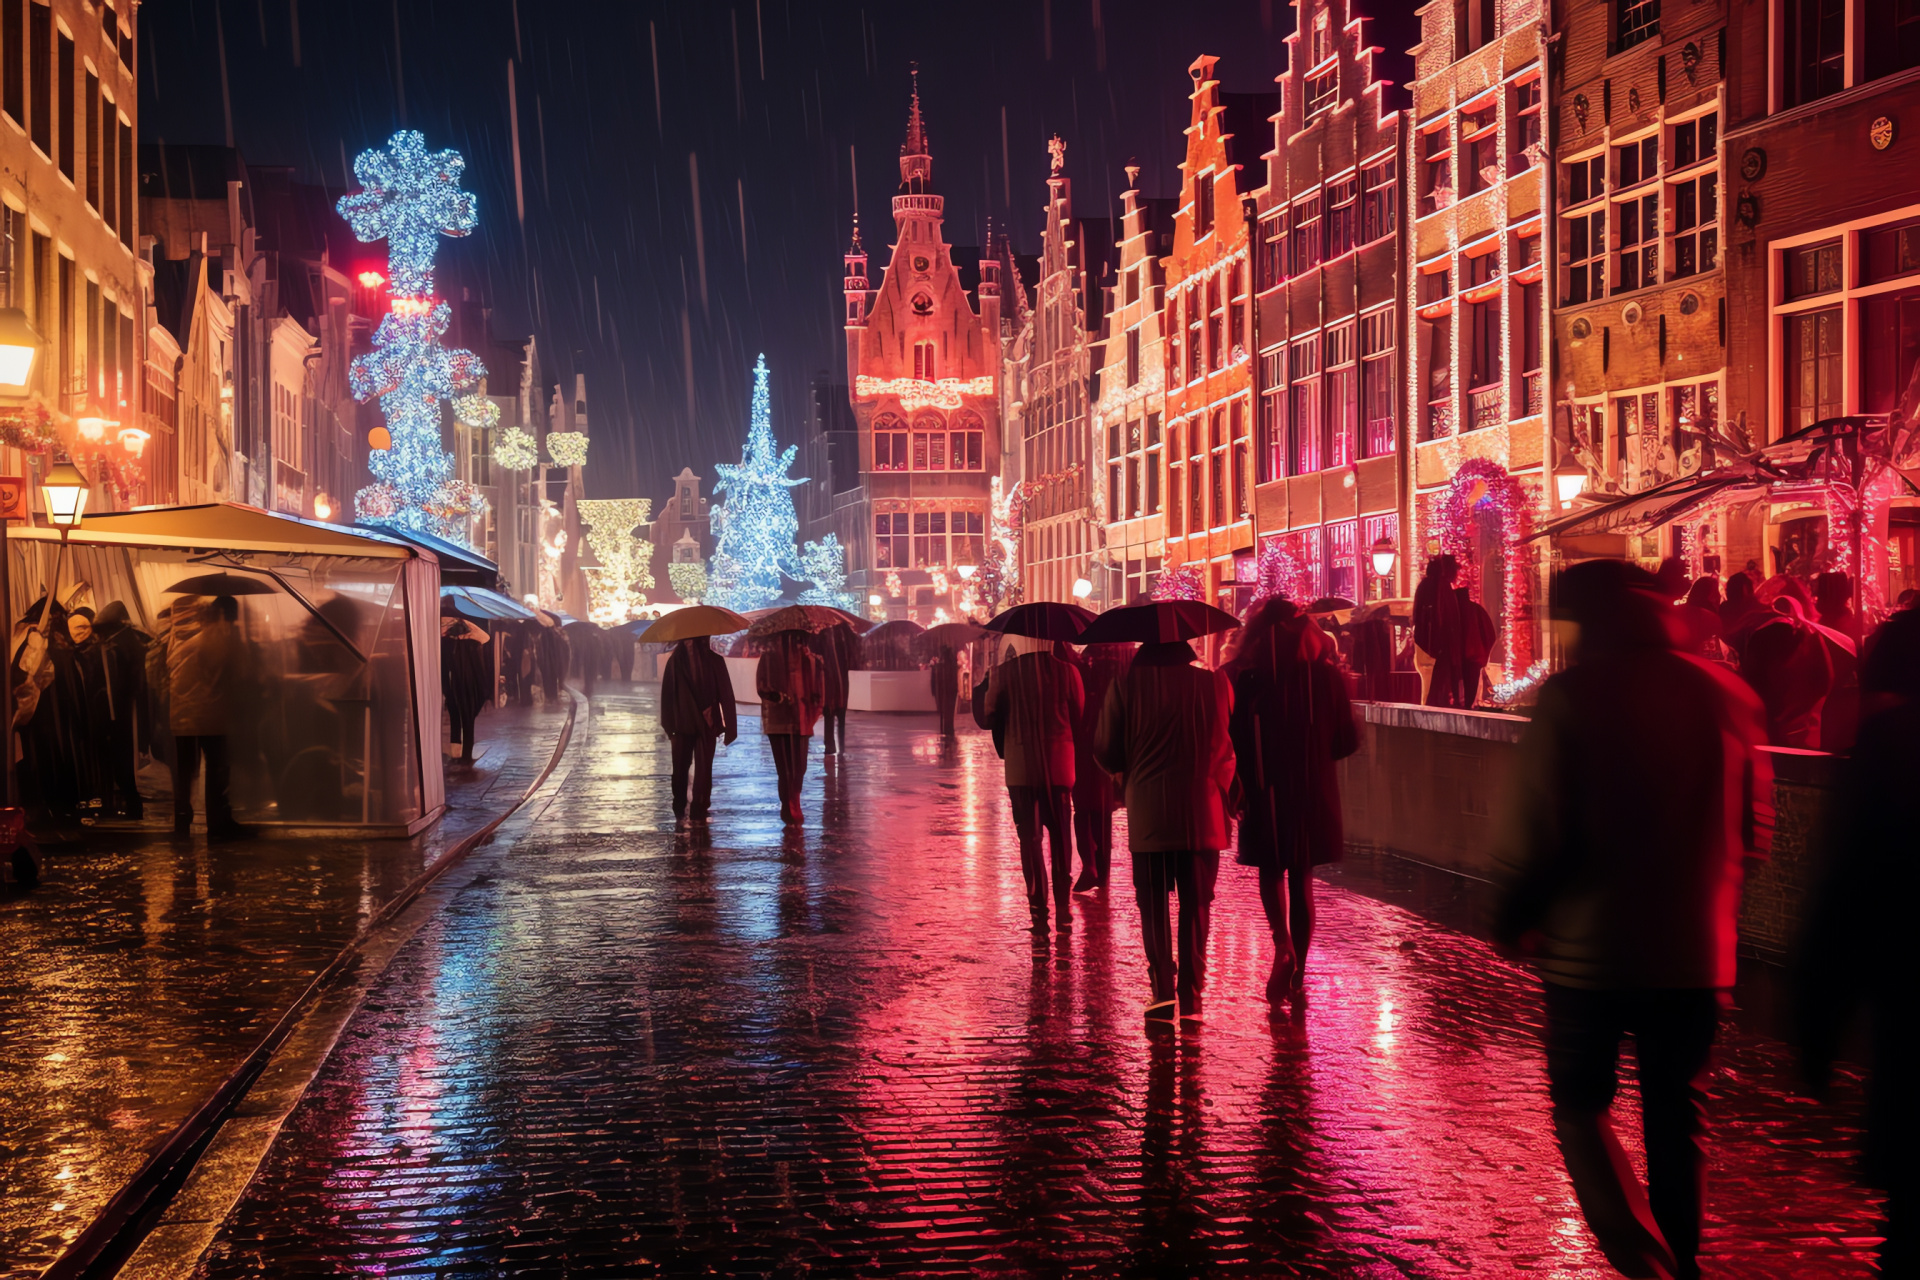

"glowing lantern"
[117,426,150,458]
[357,269,386,288]
[313,492,334,521]
[77,416,109,442]
[41,457,89,528]
[1370,537,1398,581]
[1071,577,1093,600]
[368,425,392,452]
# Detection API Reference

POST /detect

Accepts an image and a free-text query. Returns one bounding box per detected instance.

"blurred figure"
[65,607,110,820]
[1718,572,1765,660]
[1230,599,1358,1004]
[93,601,150,820]
[1813,571,1859,645]
[1458,588,1497,708]
[1095,638,1235,1023]
[1798,608,1920,1276]
[1677,578,1723,659]
[537,622,569,705]
[440,619,491,765]
[757,629,823,825]
[169,595,250,841]
[615,630,636,683]
[984,637,1083,932]
[144,606,176,807]
[1413,554,1467,708]
[661,635,737,825]
[929,642,960,739]
[1742,596,1836,748]
[1494,560,1773,1280]
[1068,643,1129,892]
[1347,601,1398,702]
[818,624,854,754]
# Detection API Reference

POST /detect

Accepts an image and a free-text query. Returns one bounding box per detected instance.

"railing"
[1426,397,1454,439]
[1468,384,1502,431]
[891,193,945,217]
[1523,372,1544,417]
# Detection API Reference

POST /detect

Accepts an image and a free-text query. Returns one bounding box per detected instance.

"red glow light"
[357,270,386,288]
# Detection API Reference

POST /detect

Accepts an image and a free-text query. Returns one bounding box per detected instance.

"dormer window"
[913,341,938,381]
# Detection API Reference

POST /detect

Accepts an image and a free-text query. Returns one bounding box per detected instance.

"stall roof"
[10,502,423,558]
[360,523,498,587]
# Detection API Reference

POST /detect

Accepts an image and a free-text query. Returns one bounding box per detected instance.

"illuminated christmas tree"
[707,355,805,612]
[337,131,487,543]
[797,534,856,610]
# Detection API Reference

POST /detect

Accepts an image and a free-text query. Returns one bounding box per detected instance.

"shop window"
[1785,0,1846,107]
[1461,103,1498,195]
[1289,194,1323,275]
[1360,307,1395,457]
[875,512,909,568]
[1784,239,1842,299]
[1290,337,1322,476]
[1617,0,1659,50]
[1327,178,1357,258]
[1867,0,1920,81]
[1617,190,1660,292]
[1783,306,1842,432]
[1325,520,1358,603]
[1361,158,1397,244]
[1671,171,1718,279]
[1326,322,1356,468]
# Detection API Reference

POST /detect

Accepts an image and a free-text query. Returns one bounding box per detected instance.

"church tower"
[839,71,1004,624]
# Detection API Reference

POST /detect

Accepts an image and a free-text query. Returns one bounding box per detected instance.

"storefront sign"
[0,476,25,523]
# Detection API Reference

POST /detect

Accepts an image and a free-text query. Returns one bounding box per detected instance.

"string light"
[853,374,995,410]
[336,130,478,300]
[1431,457,1535,673]
[668,561,708,604]
[546,432,589,468]
[797,534,857,610]
[492,427,538,471]
[707,355,806,612]
[453,393,501,430]
[1152,562,1205,601]
[578,498,656,622]
[1248,538,1313,611]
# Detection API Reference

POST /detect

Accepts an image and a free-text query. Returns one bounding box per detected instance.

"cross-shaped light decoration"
[337,130,478,300]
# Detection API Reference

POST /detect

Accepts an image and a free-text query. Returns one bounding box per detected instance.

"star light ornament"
[337,131,488,543]
[707,355,806,613]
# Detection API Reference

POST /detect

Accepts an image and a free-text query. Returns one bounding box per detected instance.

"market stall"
[7,503,448,835]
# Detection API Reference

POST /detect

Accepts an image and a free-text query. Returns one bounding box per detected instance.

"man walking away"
[818,625,854,754]
[660,635,737,825]
[1094,638,1235,1024]
[930,643,960,739]
[757,630,824,825]
[168,595,251,842]
[984,637,1083,933]
[1493,560,1773,1280]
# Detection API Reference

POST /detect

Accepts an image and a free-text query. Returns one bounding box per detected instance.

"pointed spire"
[847,212,865,257]
[901,63,928,159]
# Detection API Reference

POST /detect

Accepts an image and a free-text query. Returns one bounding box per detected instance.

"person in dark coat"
[1678,577,1724,658]
[984,640,1084,932]
[1457,588,1497,707]
[1798,608,1920,1277]
[440,620,491,765]
[1741,596,1835,747]
[1347,604,1397,702]
[1230,600,1358,1004]
[1066,642,1128,892]
[929,643,960,738]
[537,623,570,705]
[1717,571,1765,660]
[756,630,824,825]
[1413,554,1467,708]
[92,602,150,819]
[817,624,854,754]
[615,631,636,683]
[1493,561,1774,1280]
[1094,638,1235,1022]
[168,595,249,841]
[660,635,737,824]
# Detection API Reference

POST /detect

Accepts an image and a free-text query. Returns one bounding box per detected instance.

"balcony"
[1427,397,1455,439]
[1522,372,1543,418]
[1468,385,1502,432]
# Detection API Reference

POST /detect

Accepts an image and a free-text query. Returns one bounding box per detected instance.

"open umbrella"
[1307,596,1358,616]
[748,604,868,636]
[920,620,987,647]
[164,571,279,596]
[983,601,1097,640]
[866,618,926,642]
[636,605,750,643]
[1073,600,1241,646]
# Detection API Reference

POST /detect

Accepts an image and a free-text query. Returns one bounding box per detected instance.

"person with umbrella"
[982,602,1090,933]
[929,643,961,739]
[167,594,249,841]
[648,607,746,826]
[1088,600,1238,1022]
[754,610,828,825]
[441,618,491,766]
[1229,599,1358,1004]
[817,623,855,755]
[1065,642,1129,892]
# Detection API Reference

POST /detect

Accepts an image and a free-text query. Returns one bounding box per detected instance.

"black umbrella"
[983,601,1096,640]
[163,572,279,596]
[1073,600,1241,646]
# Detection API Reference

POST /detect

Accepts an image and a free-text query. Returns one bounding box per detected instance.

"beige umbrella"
[636,604,752,643]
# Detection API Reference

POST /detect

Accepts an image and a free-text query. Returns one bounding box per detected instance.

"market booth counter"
[8,503,448,836]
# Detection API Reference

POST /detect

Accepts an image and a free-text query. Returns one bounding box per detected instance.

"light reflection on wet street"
[192,691,1879,1277]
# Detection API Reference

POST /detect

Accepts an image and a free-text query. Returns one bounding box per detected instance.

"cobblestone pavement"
[193,690,1881,1278]
[0,699,571,1279]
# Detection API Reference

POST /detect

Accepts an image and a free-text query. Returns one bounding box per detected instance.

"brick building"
[1252,0,1416,605]
[1404,0,1552,676]
[1161,56,1276,612]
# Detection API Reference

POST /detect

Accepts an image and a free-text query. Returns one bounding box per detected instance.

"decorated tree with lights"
[797,535,856,610]
[707,355,805,612]
[337,131,487,543]
[668,561,708,605]
[577,498,656,623]
[1151,562,1205,602]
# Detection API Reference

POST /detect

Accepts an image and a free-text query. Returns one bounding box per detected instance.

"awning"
[1528,473,1769,542]
[440,585,537,621]
[13,502,420,557]
[358,523,498,587]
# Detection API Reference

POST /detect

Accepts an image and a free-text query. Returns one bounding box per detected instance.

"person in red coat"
[1741,596,1836,747]
[1063,642,1129,892]
[756,630,824,825]
[984,641,1084,932]
[1230,599,1359,1004]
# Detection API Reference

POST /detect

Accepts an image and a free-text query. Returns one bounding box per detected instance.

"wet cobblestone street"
[174,689,1884,1278]
[0,701,570,1279]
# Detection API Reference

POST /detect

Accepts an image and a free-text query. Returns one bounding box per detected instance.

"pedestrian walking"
[168,594,252,842]
[1412,554,1468,708]
[537,623,569,705]
[1093,637,1235,1022]
[1741,596,1836,748]
[1493,560,1773,1280]
[661,635,737,825]
[441,619,491,765]
[756,630,824,825]
[1797,607,1919,1278]
[1717,572,1766,660]
[818,624,854,754]
[984,637,1084,932]
[929,642,960,738]
[1229,599,1358,1005]
[1067,642,1128,892]
[92,601,150,820]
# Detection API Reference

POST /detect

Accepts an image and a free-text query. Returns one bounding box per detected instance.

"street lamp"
[1369,536,1398,582]
[41,457,90,529]
[1552,452,1588,508]
[1071,576,1093,601]
[955,563,977,580]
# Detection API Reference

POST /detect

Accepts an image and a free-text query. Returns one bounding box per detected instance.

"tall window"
[1327,177,1357,258]
[1186,287,1204,382]
[1784,239,1842,299]
[1126,326,1141,386]
[1209,408,1227,528]
[1259,348,1286,481]
[1420,125,1453,215]
[1289,194,1323,275]
[1615,137,1660,292]
[1866,0,1920,80]
[912,511,947,566]
[1617,0,1660,50]
[28,0,48,154]
[1325,520,1357,602]
[875,512,909,568]
[101,94,116,236]
[1461,102,1498,195]
[1512,77,1543,168]
[913,341,937,380]
[55,30,70,179]
[1207,272,1225,371]
[84,69,97,208]
[1360,307,1395,457]
[1257,210,1288,289]
[1290,336,1321,476]
[1567,208,1607,302]
[1521,281,1543,412]
[952,511,985,567]
[1783,308,1842,432]
[1228,261,1247,355]
[1146,432,1161,516]
[1167,423,1184,536]
[873,412,909,470]
[1193,169,1215,239]
[1326,322,1357,468]
[1785,0,1845,107]
[1361,158,1397,244]
[1188,423,1204,531]
[2,0,21,125]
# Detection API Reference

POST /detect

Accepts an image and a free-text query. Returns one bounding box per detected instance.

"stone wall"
[1338,702,1837,961]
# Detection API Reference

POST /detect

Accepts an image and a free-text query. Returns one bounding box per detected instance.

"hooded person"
[660,634,737,825]
[1230,599,1359,1004]
[984,635,1084,933]
[1412,554,1467,707]
[440,618,492,765]
[756,629,824,825]
[1493,560,1773,1280]
[1094,638,1235,1024]
[1798,608,1920,1277]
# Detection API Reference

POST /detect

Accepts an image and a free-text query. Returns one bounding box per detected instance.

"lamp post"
[1369,536,1398,599]
[1552,452,1588,509]
[0,307,45,815]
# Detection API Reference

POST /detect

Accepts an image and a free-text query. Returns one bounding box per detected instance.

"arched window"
[873,411,908,471]
[911,411,947,470]
[949,409,985,470]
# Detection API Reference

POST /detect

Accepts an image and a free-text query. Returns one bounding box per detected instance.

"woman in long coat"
[1230,599,1359,1003]
[756,630,824,825]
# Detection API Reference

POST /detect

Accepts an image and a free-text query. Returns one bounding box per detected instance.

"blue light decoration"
[797,534,856,611]
[337,130,487,543]
[707,355,805,612]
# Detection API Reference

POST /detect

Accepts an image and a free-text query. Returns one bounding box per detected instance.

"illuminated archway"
[1433,458,1534,673]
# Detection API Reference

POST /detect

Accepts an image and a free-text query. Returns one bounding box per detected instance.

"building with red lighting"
[1160,56,1276,612]
[1252,0,1417,605]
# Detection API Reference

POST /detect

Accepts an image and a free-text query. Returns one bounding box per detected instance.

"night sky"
[139,1,1294,499]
